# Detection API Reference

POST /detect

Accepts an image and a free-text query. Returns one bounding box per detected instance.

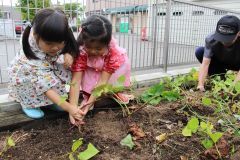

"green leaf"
[72,138,83,152]
[200,122,207,130]
[120,134,135,150]
[58,94,68,106]
[147,83,164,96]
[187,117,199,133]
[213,86,221,94]
[112,85,124,93]
[69,153,75,160]
[7,136,15,147]
[161,91,180,102]
[78,143,100,160]
[182,117,199,137]
[200,122,213,134]
[235,81,240,93]
[201,139,213,149]
[189,68,197,74]
[149,97,161,105]
[234,130,240,136]
[92,84,112,97]
[224,78,233,86]
[209,132,223,143]
[182,127,192,137]
[117,75,126,84]
[202,97,212,106]
[140,93,151,103]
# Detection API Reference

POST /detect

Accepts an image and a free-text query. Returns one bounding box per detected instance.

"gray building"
[0,6,21,20]
[189,0,240,12]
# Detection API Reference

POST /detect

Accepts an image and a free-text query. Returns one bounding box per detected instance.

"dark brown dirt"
[0,101,237,160]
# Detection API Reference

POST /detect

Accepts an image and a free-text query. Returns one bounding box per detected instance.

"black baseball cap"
[213,15,240,43]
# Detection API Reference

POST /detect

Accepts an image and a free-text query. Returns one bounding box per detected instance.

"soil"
[0,99,239,160]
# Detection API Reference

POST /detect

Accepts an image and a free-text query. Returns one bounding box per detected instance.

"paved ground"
[0,33,198,83]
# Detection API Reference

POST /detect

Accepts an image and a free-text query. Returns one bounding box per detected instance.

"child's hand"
[64,53,74,68]
[197,85,205,92]
[69,114,85,126]
[69,105,85,122]
[80,100,95,115]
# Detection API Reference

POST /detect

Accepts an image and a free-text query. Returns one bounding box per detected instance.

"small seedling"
[92,75,131,116]
[120,134,135,150]
[0,136,15,157]
[182,117,223,150]
[68,138,99,160]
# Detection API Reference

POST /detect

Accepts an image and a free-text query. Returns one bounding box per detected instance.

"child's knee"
[195,47,204,63]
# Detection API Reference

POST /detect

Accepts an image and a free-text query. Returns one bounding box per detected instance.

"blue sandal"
[22,108,45,119]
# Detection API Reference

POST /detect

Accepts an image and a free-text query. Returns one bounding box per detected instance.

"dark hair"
[22,8,79,60]
[77,15,112,47]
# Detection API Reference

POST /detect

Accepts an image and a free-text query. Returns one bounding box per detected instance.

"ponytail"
[62,28,79,58]
[22,25,39,60]
[76,31,84,46]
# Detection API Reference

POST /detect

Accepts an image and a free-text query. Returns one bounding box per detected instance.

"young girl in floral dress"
[8,8,83,123]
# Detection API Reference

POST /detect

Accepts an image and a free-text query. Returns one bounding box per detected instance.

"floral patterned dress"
[8,30,71,108]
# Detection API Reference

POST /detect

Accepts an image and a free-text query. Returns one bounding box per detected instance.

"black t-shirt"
[204,33,240,67]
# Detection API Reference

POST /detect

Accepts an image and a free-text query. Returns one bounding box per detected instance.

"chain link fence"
[0,0,240,83]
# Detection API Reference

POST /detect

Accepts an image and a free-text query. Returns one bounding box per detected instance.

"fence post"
[152,0,158,67]
[0,67,2,83]
[163,0,171,72]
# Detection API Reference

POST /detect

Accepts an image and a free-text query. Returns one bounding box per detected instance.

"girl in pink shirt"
[69,15,132,124]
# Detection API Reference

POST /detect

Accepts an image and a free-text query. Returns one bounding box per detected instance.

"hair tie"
[81,25,87,31]
[28,23,32,28]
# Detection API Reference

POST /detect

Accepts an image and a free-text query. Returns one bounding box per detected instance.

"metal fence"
[0,0,240,83]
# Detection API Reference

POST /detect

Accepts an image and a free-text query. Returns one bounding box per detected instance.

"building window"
[214,10,228,15]
[173,11,183,16]
[192,11,204,16]
[0,11,10,19]
[93,0,99,2]
[157,12,166,16]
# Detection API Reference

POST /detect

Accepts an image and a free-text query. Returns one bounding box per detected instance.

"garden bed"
[0,102,206,160]
[1,70,240,160]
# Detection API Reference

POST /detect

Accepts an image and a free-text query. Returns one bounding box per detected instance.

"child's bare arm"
[69,71,83,106]
[45,89,84,120]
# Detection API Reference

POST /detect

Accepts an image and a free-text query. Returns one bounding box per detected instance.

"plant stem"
[131,94,162,114]
[215,143,222,160]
